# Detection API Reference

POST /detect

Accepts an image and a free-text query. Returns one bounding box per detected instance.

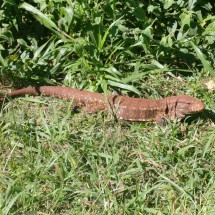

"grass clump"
[0,97,215,214]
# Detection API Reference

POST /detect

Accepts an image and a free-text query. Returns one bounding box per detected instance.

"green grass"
[0,91,215,214]
[1,0,215,214]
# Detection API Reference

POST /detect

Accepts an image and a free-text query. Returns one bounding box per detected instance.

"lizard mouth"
[190,101,205,113]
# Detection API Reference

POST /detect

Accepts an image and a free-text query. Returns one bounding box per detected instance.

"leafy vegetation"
[1,0,215,93]
[0,0,215,214]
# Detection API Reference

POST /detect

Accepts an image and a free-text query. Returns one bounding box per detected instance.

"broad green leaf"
[105,74,123,82]
[101,79,108,95]
[108,80,141,95]
[190,41,215,77]
[151,60,164,69]
[122,72,145,83]
[201,15,215,27]
[3,0,17,6]
[0,44,5,50]
[104,67,122,77]
[19,3,58,30]
[17,39,28,47]
[163,0,174,9]
[33,40,50,60]
[188,0,197,10]
[203,21,215,44]
[180,12,192,30]
[0,52,7,66]
[19,3,73,41]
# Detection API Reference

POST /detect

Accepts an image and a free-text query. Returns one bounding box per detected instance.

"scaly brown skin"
[3,86,205,123]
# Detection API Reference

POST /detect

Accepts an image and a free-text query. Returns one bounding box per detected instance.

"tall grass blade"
[190,41,215,77]
[108,80,141,95]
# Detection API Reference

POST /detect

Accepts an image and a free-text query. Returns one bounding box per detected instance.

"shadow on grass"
[184,109,215,124]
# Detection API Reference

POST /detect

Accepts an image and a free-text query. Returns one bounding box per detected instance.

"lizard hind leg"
[155,115,167,126]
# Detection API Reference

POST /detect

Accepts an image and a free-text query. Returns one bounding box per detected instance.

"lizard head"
[174,95,205,119]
